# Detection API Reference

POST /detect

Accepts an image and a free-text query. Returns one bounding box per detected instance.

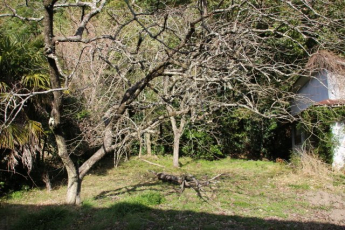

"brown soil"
[304,190,345,225]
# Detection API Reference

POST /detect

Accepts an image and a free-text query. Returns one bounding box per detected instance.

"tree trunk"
[164,76,188,167]
[66,176,82,205]
[170,114,186,167]
[43,0,82,205]
[139,135,143,158]
[56,135,82,204]
[173,132,181,167]
[145,133,152,156]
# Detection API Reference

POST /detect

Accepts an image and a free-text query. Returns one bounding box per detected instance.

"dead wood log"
[152,172,223,192]
[156,172,183,185]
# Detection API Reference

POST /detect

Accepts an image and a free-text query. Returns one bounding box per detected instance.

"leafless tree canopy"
[1,0,345,204]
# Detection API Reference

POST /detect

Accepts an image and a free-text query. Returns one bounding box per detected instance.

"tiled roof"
[314,99,345,106]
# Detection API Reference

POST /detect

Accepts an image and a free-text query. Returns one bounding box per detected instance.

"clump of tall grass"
[289,149,332,181]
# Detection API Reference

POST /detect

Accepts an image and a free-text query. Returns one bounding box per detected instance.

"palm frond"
[0,32,47,82]
[26,120,44,139]
[0,123,27,150]
[0,120,44,172]
[22,74,50,90]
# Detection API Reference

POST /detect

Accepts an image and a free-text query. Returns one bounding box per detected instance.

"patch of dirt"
[304,190,345,225]
[305,191,343,206]
[329,209,345,223]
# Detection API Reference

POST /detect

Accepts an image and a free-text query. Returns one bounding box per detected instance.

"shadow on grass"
[94,180,178,200]
[1,202,344,230]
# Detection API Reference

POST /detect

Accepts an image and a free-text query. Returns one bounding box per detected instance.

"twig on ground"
[140,159,165,168]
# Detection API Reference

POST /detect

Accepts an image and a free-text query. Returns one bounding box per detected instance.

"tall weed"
[290,149,332,181]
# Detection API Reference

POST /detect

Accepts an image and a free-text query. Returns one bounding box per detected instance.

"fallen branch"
[209,174,223,181]
[140,159,165,168]
[152,172,223,192]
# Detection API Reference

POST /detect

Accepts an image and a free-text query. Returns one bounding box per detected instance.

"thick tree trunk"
[56,132,81,204]
[56,135,81,205]
[66,176,82,205]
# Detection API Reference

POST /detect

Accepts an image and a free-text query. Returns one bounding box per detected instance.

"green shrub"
[182,128,224,160]
[213,108,291,160]
[10,191,23,199]
[130,192,165,206]
[109,202,150,218]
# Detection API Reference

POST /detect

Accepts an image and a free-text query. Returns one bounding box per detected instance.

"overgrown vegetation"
[299,106,345,163]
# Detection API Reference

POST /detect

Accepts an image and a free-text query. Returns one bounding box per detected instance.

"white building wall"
[328,73,345,99]
[331,122,345,171]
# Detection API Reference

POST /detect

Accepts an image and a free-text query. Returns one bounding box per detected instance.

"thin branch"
[140,159,165,168]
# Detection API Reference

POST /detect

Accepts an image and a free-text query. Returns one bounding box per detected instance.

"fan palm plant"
[0,30,48,172]
[0,120,44,172]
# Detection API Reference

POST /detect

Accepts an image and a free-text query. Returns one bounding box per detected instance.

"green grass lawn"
[1,156,345,230]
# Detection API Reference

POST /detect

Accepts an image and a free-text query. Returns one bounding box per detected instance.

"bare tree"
[163,76,190,167]
[1,0,201,204]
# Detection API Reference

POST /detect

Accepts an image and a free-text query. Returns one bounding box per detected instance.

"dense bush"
[181,127,224,160]
[299,106,345,163]
[217,109,291,160]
